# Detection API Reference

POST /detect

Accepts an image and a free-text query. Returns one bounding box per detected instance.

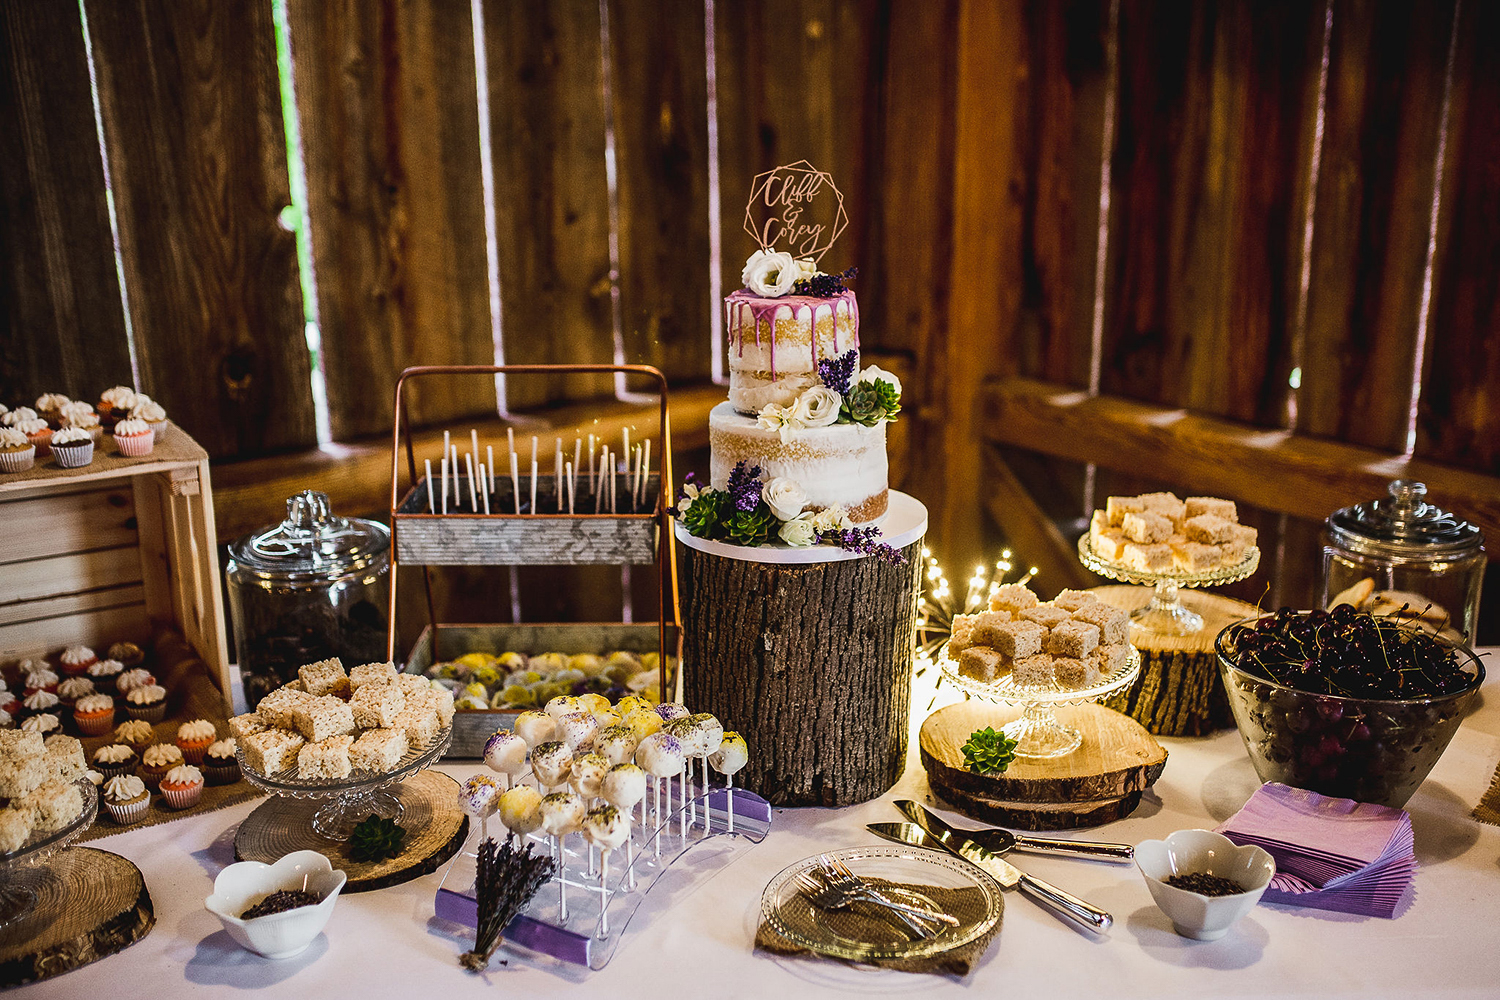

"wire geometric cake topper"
[743,160,848,264]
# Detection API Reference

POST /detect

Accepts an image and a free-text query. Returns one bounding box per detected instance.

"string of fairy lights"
[914,546,1038,709]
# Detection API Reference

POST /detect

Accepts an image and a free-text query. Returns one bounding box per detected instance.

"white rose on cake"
[761,477,809,522]
[793,385,841,428]
[778,515,816,547]
[858,364,902,396]
[742,249,799,297]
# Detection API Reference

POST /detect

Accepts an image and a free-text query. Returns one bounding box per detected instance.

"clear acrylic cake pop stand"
[434,775,771,970]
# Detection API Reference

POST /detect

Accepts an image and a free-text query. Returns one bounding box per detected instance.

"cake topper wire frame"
[743,159,848,264]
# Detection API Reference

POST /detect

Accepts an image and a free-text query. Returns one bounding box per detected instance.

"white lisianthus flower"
[761,477,809,522]
[757,402,804,444]
[676,481,702,517]
[778,515,817,547]
[810,505,854,534]
[795,257,818,281]
[793,385,841,428]
[742,249,799,297]
[858,364,902,397]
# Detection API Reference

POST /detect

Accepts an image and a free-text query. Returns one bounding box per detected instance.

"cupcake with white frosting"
[112,417,154,457]
[103,775,149,824]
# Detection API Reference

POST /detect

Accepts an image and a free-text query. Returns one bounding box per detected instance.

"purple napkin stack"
[1217,782,1415,918]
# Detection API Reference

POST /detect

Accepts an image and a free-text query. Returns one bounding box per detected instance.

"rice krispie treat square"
[297,735,354,780]
[256,687,314,728]
[989,584,1039,614]
[0,808,31,854]
[1106,496,1145,525]
[290,696,356,743]
[229,712,268,742]
[411,686,455,727]
[349,661,399,691]
[0,730,45,759]
[19,781,83,832]
[1184,513,1236,544]
[43,736,87,783]
[243,729,305,774]
[1052,589,1099,611]
[958,647,1008,683]
[948,614,979,655]
[1185,496,1237,521]
[1172,539,1223,572]
[971,610,1016,645]
[0,753,46,800]
[393,703,439,747]
[1139,492,1186,523]
[350,682,405,730]
[1021,605,1072,629]
[1123,542,1173,572]
[397,673,433,695]
[1091,529,1129,562]
[350,728,409,773]
[298,658,350,699]
[1094,643,1130,675]
[988,619,1045,659]
[1053,657,1100,689]
[1231,524,1258,548]
[1122,510,1174,544]
[1071,602,1128,644]
[1046,620,1100,658]
[1012,654,1055,688]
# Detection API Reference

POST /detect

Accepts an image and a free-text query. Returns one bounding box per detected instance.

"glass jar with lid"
[227,490,391,708]
[1322,480,1485,642]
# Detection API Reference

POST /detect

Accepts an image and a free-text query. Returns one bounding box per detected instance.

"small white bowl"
[205,850,347,959]
[1135,830,1275,940]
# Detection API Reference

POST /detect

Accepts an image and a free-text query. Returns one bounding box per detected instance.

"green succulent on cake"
[679,484,733,541]
[841,378,901,427]
[348,814,407,862]
[726,507,777,547]
[961,727,1018,775]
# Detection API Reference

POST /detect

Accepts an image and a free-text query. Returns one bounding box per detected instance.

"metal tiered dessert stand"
[940,648,1141,758]
[1078,534,1261,637]
[0,781,98,925]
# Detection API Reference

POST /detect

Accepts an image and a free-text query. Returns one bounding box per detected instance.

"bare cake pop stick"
[640,439,652,507]
[425,458,435,514]
[466,452,478,511]
[480,464,491,514]
[487,445,495,497]
[440,454,449,514]
[565,460,575,514]
[510,451,521,515]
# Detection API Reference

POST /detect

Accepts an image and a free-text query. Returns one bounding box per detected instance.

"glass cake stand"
[0,780,98,925]
[940,647,1140,758]
[238,727,452,840]
[1077,534,1261,637]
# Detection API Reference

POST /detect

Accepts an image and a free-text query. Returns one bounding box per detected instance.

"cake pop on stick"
[602,762,647,887]
[634,732,684,856]
[483,730,528,789]
[709,732,749,833]
[544,695,584,721]
[569,752,609,802]
[531,741,573,793]
[498,784,543,841]
[582,805,630,935]
[460,774,502,843]
[596,725,639,768]
[624,709,662,742]
[689,713,725,831]
[665,718,706,835]
[513,710,557,751]
[557,711,599,753]
[655,702,690,724]
[539,792,585,921]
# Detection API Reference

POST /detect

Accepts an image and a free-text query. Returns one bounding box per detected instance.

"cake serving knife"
[893,799,1134,862]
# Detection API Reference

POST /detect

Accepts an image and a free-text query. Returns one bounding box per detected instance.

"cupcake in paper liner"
[125,683,168,722]
[159,764,204,809]
[113,719,157,753]
[49,427,95,468]
[108,642,146,668]
[92,743,139,780]
[112,418,155,457]
[16,418,51,455]
[59,645,97,676]
[202,738,240,785]
[0,427,35,473]
[35,393,71,427]
[56,676,96,709]
[139,742,183,790]
[175,719,216,764]
[104,775,150,824]
[73,693,117,736]
[88,658,125,692]
[97,386,138,428]
[128,396,167,435]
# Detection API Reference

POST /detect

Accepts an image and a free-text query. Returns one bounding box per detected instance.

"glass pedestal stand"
[238,727,452,841]
[940,649,1140,758]
[1078,535,1261,638]
[0,781,98,926]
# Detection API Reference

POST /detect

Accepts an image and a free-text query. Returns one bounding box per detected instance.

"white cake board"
[673,490,928,564]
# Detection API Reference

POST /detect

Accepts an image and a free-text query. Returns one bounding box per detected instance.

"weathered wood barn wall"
[3,0,1498,638]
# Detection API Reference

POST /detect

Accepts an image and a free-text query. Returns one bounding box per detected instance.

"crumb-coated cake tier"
[725,289,858,413]
[708,402,887,522]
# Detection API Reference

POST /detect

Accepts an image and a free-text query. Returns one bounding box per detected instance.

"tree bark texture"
[683,540,923,806]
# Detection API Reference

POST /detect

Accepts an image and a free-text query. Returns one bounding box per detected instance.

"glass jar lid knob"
[287,490,334,529]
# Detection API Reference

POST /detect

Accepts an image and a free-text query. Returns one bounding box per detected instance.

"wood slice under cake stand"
[919,702,1167,830]
[0,847,154,989]
[235,770,468,892]
[1092,586,1262,736]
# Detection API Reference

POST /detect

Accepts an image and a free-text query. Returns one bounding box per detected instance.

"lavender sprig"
[821,525,907,563]
[725,460,764,512]
[816,350,859,397]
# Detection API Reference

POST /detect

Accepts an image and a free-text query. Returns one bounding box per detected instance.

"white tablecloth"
[16,654,1500,999]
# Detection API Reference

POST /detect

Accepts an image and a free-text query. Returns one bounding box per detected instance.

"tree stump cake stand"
[678,492,928,807]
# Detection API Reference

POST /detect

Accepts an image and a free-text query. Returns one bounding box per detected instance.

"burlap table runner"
[1473,756,1500,826]
[755,877,1001,976]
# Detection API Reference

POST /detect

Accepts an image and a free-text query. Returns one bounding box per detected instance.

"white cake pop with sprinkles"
[513,710,556,748]
[483,730,528,778]
[531,740,574,789]
[498,784,543,837]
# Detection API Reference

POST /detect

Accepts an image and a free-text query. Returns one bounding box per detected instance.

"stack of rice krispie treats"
[0,730,89,853]
[1088,492,1257,574]
[229,658,454,780]
[947,584,1131,691]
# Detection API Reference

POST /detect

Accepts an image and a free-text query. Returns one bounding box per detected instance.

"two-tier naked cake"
[707,255,893,524]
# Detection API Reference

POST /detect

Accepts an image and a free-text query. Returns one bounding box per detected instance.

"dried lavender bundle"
[460,837,557,972]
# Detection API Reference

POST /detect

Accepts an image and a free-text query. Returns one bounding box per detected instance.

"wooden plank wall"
[3,1,1499,635]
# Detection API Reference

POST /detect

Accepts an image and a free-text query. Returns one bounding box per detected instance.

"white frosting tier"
[708,402,888,522]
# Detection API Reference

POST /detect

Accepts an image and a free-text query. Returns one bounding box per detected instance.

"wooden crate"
[0,424,230,704]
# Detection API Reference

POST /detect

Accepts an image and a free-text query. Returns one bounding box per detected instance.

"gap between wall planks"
[83,0,316,458]
[0,0,134,403]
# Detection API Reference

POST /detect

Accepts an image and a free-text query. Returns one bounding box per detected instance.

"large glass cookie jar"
[227,490,391,707]
[1322,480,1485,642]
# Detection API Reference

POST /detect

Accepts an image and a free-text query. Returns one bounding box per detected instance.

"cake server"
[868,822,1113,933]
[893,800,1133,862]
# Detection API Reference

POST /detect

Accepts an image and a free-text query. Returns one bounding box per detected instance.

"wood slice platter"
[919,702,1166,830]
[1093,586,1262,736]
[235,770,468,893]
[0,847,154,989]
